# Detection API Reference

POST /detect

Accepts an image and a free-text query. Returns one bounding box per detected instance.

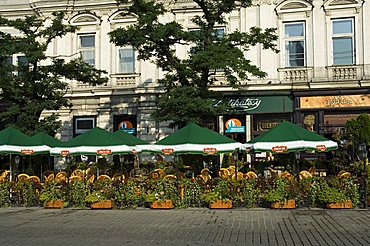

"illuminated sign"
[225,118,245,133]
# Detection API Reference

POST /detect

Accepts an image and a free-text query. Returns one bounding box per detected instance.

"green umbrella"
[31,132,63,148]
[153,123,242,155]
[50,127,132,156]
[0,127,49,154]
[246,121,338,153]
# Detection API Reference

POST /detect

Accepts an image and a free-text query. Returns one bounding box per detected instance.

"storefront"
[294,90,370,138]
[204,93,294,143]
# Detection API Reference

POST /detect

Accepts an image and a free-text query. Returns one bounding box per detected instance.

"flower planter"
[209,200,232,209]
[150,200,173,209]
[45,199,64,209]
[326,200,352,209]
[91,200,113,209]
[271,199,296,209]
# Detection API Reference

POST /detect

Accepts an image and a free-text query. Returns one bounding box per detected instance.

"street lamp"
[119,154,124,174]
[359,143,368,208]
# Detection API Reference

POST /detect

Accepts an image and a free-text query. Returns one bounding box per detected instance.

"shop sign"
[118,120,136,135]
[316,145,327,152]
[21,149,34,155]
[162,148,174,155]
[272,146,288,152]
[225,118,245,133]
[213,96,293,113]
[60,150,70,156]
[203,148,218,154]
[97,149,112,155]
[300,95,370,109]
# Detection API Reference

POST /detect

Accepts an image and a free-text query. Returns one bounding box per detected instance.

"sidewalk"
[0,207,369,245]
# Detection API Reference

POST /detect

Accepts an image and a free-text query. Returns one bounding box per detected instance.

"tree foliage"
[346,113,370,145]
[0,12,107,135]
[110,0,278,127]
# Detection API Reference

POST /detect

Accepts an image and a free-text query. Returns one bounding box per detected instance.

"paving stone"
[0,208,370,245]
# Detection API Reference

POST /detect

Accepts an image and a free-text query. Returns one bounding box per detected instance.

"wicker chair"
[231,171,244,180]
[97,174,112,182]
[27,176,41,184]
[218,168,230,180]
[72,169,84,178]
[299,170,312,179]
[69,175,82,183]
[55,171,67,183]
[87,175,95,184]
[150,168,166,179]
[164,174,177,180]
[17,173,30,182]
[244,171,258,179]
[112,173,125,182]
[280,171,293,180]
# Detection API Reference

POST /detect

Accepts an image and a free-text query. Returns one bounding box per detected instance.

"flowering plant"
[85,179,115,204]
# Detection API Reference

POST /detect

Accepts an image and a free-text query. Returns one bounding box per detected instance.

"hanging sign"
[316,145,327,152]
[97,149,112,155]
[21,149,34,155]
[203,148,218,155]
[225,118,245,133]
[60,150,70,156]
[162,148,174,155]
[272,146,288,153]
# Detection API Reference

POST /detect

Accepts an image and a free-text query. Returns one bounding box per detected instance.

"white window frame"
[78,34,96,67]
[74,116,96,135]
[117,47,135,74]
[331,18,355,65]
[284,22,306,67]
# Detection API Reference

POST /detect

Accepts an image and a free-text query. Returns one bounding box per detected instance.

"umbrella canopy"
[0,127,49,154]
[50,127,132,156]
[31,132,62,148]
[246,121,338,153]
[153,123,242,155]
[113,130,152,152]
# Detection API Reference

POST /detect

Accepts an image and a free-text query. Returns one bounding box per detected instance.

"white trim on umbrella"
[50,145,133,155]
[244,140,338,153]
[0,144,50,154]
[151,142,243,154]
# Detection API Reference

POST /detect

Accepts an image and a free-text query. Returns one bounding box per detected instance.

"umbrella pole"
[96,155,99,178]
[9,154,12,182]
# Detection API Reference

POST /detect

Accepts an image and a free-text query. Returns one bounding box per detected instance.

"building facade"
[1,0,369,143]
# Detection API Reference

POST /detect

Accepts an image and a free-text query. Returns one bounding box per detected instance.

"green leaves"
[0,12,107,135]
[111,0,278,127]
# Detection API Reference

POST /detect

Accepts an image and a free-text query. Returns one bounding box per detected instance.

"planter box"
[326,200,352,209]
[150,200,173,209]
[209,200,232,209]
[271,199,296,209]
[45,199,64,209]
[91,200,113,209]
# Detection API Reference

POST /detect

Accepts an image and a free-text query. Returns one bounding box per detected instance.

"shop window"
[117,47,135,74]
[73,116,96,136]
[332,18,354,65]
[284,22,305,67]
[79,34,96,66]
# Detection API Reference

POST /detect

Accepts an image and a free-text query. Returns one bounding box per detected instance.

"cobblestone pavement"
[0,208,370,246]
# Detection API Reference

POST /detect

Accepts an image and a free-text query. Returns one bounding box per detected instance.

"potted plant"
[201,179,232,209]
[85,179,115,209]
[0,182,11,207]
[264,176,297,209]
[316,177,359,208]
[40,180,67,208]
[145,178,177,209]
